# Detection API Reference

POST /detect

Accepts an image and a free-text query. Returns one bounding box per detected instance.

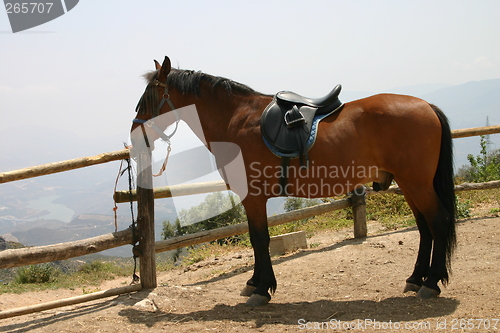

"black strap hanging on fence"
[125,156,140,284]
[113,144,140,285]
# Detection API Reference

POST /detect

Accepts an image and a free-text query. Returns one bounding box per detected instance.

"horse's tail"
[430,103,457,282]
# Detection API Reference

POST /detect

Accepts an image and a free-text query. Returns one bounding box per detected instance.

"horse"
[130,56,456,306]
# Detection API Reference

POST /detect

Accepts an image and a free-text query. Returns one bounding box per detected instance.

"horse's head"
[130,56,179,150]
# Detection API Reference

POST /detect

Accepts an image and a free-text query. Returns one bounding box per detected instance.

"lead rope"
[147,117,179,177]
[152,141,172,177]
[112,159,125,232]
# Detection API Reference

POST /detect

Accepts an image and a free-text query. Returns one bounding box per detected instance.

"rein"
[133,78,180,177]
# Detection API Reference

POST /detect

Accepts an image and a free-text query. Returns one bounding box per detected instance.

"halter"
[132,78,180,176]
[133,79,180,140]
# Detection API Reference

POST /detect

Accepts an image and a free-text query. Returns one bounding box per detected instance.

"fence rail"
[0,284,142,320]
[0,149,129,184]
[114,180,229,203]
[451,124,500,139]
[0,229,133,269]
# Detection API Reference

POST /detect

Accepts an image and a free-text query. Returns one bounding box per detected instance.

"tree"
[161,192,247,245]
[284,197,320,212]
[458,136,500,182]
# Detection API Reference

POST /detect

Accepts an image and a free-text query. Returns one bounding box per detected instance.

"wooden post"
[136,149,156,289]
[351,186,367,238]
[132,129,157,289]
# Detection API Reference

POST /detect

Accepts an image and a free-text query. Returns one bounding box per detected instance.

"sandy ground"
[1,214,499,332]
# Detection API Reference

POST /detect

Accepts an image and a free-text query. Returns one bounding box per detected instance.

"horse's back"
[314,93,442,175]
[337,93,440,139]
[350,93,437,120]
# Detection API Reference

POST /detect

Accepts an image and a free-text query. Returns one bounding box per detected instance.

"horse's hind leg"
[418,201,453,298]
[404,211,432,293]
[399,183,451,298]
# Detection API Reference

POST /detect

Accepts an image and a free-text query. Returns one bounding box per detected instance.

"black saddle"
[275,84,343,113]
[261,84,343,163]
[260,85,343,195]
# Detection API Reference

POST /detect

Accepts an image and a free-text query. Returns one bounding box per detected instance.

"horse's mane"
[143,68,263,97]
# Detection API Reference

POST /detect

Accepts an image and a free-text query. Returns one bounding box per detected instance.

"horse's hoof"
[240,285,256,297]
[416,286,440,299]
[403,282,421,293]
[245,294,271,306]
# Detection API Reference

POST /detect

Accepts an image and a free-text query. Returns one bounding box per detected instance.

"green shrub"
[457,136,500,182]
[76,260,129,282]
[456,198,472,219]
[16,264,58,284]
[78,260,112,274]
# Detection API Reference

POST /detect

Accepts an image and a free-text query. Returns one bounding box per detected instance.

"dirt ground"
[1,214,499,333]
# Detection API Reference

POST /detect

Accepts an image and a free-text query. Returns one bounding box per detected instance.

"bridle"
[133,78,180,140]
[132,78,180,176]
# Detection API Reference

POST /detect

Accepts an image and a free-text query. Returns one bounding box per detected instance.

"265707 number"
[451,318,499,330]
[5,2,53,14]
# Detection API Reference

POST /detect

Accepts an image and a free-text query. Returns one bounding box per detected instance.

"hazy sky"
[1,0,499,160]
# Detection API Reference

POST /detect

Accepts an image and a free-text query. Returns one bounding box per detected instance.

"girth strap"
[279,157,291,197]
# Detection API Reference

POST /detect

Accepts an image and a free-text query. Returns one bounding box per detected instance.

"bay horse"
[131,56,456,306]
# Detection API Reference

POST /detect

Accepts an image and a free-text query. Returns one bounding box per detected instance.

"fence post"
[351,186,367,238]
[133,134,157,289]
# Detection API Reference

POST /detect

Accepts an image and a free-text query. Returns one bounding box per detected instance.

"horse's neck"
[177,89,268,145]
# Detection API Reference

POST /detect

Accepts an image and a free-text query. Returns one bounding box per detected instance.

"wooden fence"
[0,124,499,319]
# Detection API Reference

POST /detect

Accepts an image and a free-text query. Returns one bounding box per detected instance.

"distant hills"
[419,79,500,129]
[0,78,498,256]
[343,78,500,168]
[419,79,500,168]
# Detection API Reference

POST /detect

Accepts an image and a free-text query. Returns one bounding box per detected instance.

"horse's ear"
[154,59,161,70]
[160,56,171,77]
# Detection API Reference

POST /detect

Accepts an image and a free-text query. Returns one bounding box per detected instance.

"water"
[26,195,75,222]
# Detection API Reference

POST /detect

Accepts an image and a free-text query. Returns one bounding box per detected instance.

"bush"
[16,264,58,284]
[162,193,247,247]
[76,260,128,281]
[78,261,112,274]
[456,198,471,219]
[457,136,500,182]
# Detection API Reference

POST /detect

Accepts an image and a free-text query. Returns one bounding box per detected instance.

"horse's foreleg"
[241,199,276,306]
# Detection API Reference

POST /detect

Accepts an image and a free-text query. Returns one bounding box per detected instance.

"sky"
[1,0,500,166]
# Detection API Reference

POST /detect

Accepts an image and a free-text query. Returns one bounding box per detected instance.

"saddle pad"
[263,106,341,158]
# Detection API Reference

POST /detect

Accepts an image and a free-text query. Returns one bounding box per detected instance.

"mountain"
[0,125,179,256]
[420,79,500,168]
[343,79,500,168]
[384,83,455,97]
[420,79,500,129]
